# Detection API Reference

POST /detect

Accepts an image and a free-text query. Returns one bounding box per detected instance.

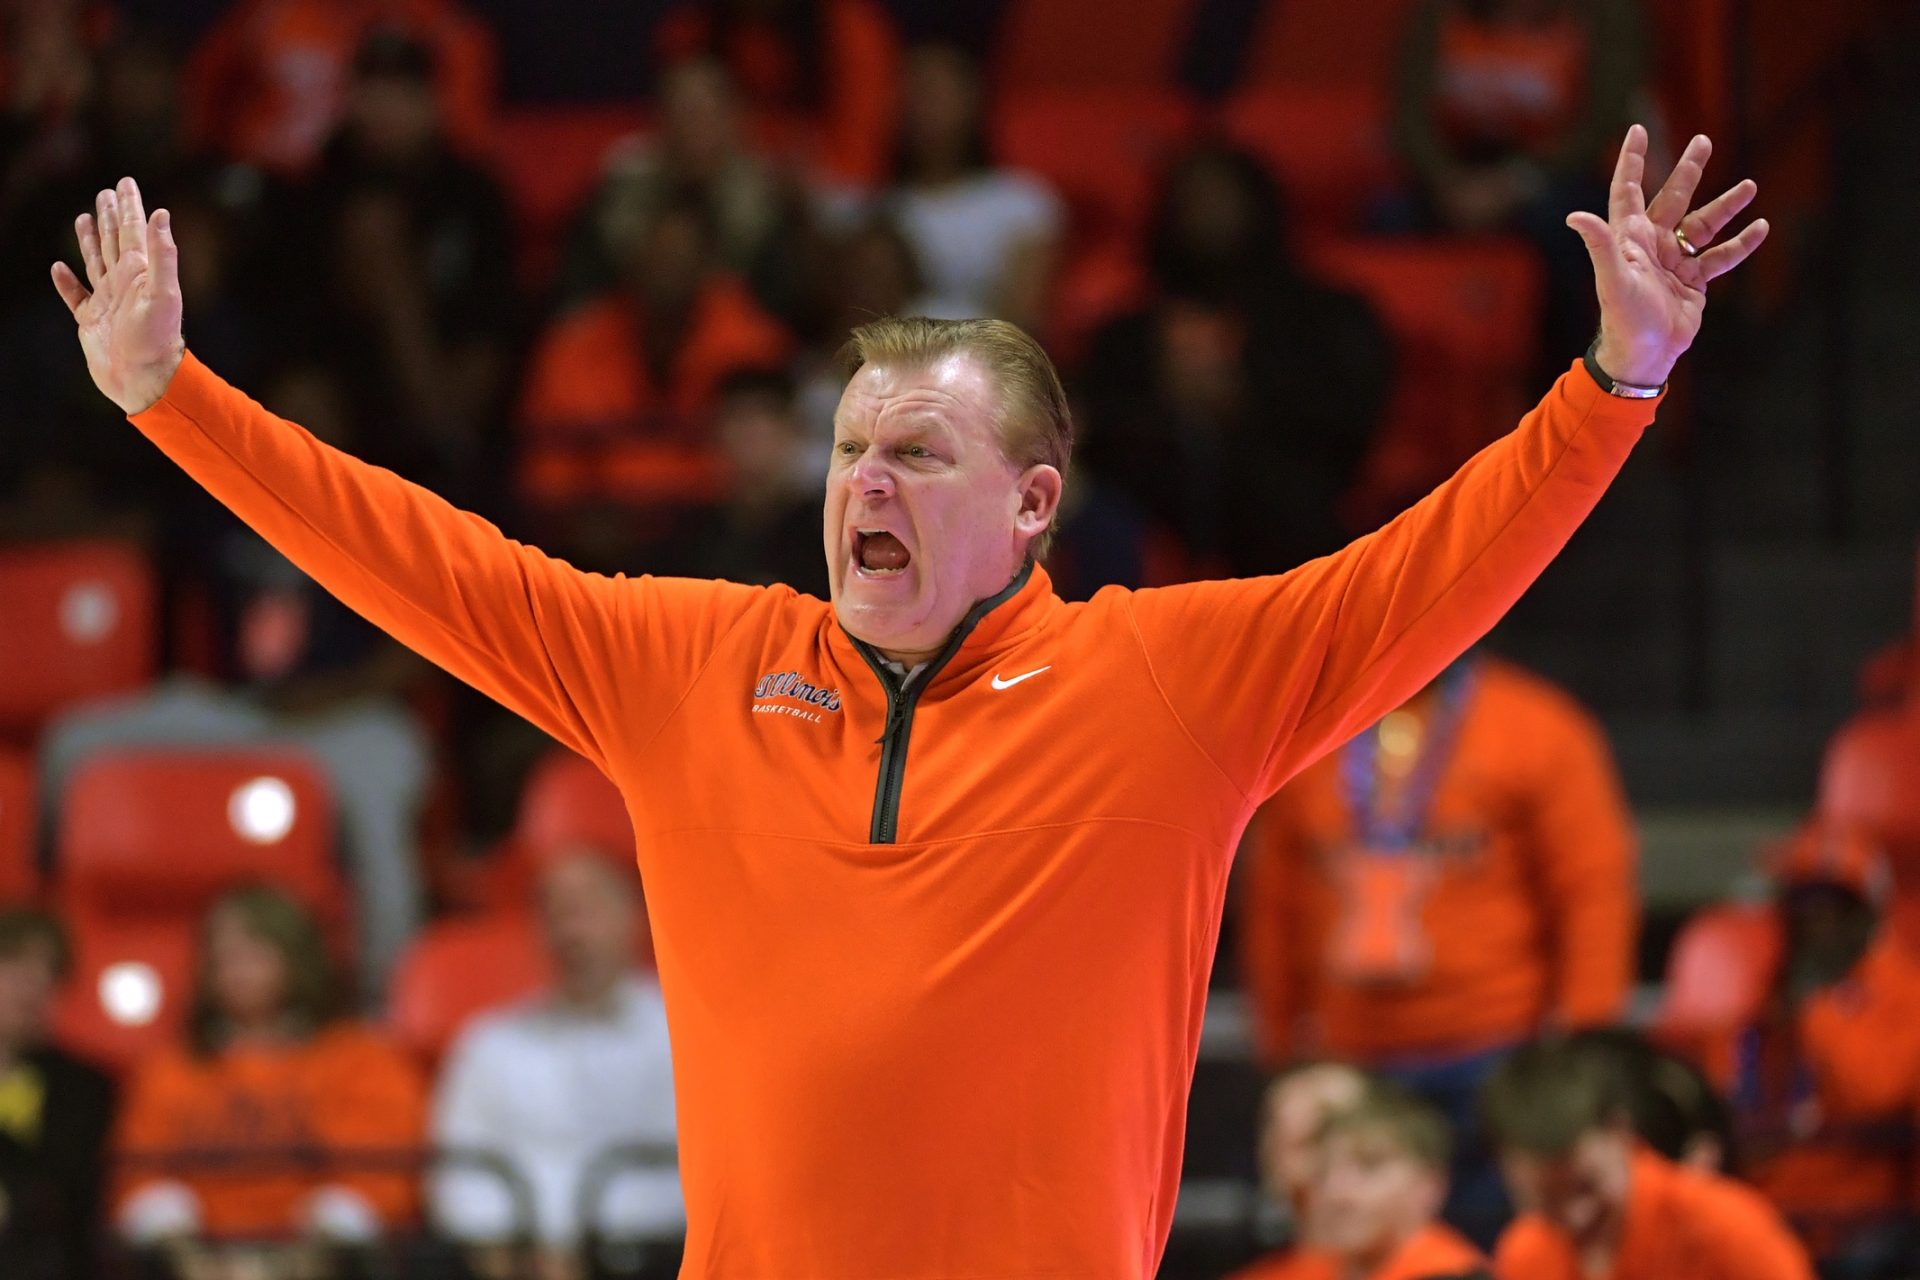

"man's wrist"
[119,345,187,416]
[1589,333,1675,392]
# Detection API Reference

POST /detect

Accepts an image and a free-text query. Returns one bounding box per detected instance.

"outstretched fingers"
[75,212,105,288]
[116,177,147,263]
[1647,134,1711,230]
[147,207,181,300]
[1698,218,1771,282]
[96,188,120,271]
[50,260,89,315]
[1608,124,1649,223]
[1681,179,1759,250]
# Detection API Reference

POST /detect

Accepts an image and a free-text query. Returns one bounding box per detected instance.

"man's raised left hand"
[1569,125,1769,388]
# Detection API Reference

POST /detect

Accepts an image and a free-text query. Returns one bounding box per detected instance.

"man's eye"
[835,442,858,456]
[903,445,930,458]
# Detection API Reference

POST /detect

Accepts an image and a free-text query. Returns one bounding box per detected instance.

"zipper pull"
[875,693,905,746]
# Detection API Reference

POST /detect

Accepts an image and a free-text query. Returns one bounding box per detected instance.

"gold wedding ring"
[1674,226,1702,258]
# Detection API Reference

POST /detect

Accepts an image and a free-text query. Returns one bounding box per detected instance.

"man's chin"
[833,592,931,655]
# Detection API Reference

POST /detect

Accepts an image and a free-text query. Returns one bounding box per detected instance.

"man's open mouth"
[853,529,912,576]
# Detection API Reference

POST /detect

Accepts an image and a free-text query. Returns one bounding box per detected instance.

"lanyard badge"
[1327,661,1478,986]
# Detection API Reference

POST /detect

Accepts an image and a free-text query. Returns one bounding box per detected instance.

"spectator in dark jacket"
[1080,142,1392,579]
[0,908,115,1280]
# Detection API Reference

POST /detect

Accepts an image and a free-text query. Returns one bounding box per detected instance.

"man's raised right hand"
[51,176,186,416]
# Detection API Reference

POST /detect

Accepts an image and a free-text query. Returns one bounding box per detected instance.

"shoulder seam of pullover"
[1120,594,1253,804]
[630,580,774,761]
[1295,384,1617,739]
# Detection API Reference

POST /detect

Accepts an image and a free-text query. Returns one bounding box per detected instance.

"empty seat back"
[58,749,341,930]
[0,540,156,739]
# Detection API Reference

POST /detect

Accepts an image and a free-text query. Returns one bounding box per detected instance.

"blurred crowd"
[0,0,1912,1279]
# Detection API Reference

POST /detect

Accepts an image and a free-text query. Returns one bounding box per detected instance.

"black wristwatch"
[1583,338,1664,399]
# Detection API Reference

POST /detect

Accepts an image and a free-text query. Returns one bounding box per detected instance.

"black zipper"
[847,561,1033,844]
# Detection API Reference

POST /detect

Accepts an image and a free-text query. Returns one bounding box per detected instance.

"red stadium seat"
[0,540,156,741]
[387,910,550,1065]
[0,748,35,903]
[993,0,1197,89]
[49,920,195,1074]
[1241,0,1419,90]
[56,749,343,933]
[992,89,1197,244]
[490,104,652,285]
[1647,0,1735,145]
[1818,709,1920,859]
[472,748,637,910]
[1302,237,1544,526]
[1218,84,1398,233]
[516,748,634,860]
[1651,902,1781,1050]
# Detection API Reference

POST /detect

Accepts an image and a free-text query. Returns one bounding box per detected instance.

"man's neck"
[1342,1223,1420,1280]
[1571,1201,1628,1277]
[867,560,1031,669]
[554,971,627,1017]
[875,646,940,669]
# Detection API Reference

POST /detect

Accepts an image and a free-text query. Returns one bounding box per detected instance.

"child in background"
[1237,1072,1487,1280]
[1486,1036,1812,1280]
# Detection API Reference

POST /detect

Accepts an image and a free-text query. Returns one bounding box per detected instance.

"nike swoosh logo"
[991,666,1052,690]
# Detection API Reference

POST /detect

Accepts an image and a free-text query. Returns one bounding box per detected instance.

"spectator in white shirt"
[430,844,680,1280]
[881,41,1061,331]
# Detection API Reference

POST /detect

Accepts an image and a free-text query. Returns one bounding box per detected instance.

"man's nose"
[847,450,895,498]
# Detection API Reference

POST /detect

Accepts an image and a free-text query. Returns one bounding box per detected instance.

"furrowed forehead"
[833,356,1002,438]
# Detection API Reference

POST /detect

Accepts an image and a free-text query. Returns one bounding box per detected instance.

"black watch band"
[1583,338,1664,399]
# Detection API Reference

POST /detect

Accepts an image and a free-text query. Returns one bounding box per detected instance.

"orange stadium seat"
[387,910,550,1065]
[1302,237,1544,526]
[49,920,195,1074]
[0,748,36,903]
[993,0,1197,88]
[0,539,156,741]
[56,749,343,933]
[992,88,1196,243]
[1651,901,1781,1052]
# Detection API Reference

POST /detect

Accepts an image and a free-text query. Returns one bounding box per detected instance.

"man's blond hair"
[843,316,1073,558]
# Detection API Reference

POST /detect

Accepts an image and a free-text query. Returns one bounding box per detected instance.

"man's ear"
[1014,464,1064,538]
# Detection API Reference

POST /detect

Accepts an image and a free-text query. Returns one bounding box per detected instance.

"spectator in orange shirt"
[1239,653,1638,1243]
[183,0,496,174]
[113,886,427,1264]
[1237,1074,1488,1280]
[518,193,794,441]
[1689,824,1920,1274]
[516,191,793,567]
[1486,1035,1814,1280]
[1389,0,1649,386]
[654,0,900,188]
